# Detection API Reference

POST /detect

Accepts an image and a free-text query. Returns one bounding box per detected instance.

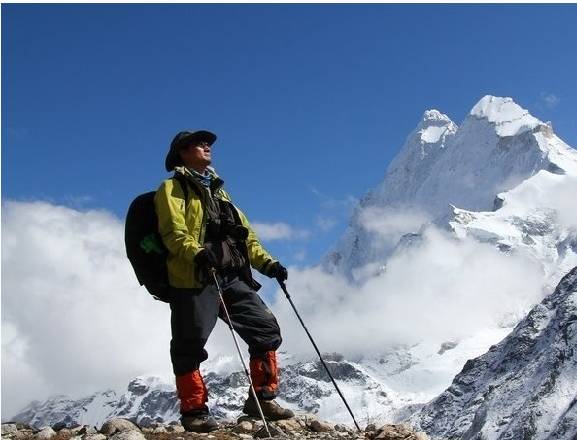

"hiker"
[154,130,295,432]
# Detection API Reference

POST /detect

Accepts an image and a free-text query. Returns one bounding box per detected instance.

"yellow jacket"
[154,166,276,289]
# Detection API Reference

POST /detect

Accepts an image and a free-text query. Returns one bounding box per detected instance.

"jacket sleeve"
[154,179,202,263]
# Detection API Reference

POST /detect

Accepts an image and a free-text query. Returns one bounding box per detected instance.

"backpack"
[125,177,189,303]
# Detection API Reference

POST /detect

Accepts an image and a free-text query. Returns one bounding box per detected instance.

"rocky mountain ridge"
[408,266,577,440]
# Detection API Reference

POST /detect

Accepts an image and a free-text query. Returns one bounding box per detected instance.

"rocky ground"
[2,416,428,440]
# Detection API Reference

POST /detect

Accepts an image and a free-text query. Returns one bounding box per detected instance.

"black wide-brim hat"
[165,130,217,172]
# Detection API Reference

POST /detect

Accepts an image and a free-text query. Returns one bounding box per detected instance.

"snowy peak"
[415,110,457,146]
[377,109,456,187]
[419,109,453,128]
[422,109,452,124]
[11,389,119,430]
[469,95,541,137]
[126,375,173,395]
[325,95,577,278]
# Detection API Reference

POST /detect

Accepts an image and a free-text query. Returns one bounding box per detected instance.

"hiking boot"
[180,409,219,432]
[243,393,294,420]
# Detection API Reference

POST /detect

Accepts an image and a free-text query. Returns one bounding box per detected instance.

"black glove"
[194,248,219,272]
[266,261,288,282]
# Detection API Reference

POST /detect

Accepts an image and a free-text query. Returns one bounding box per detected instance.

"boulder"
[372,424,428,440]
[11,429,36,440]
[100,419,140,436]
[275,418,303,433]
[166,425,185,433]
[2,424,18,436]
[309,420,334,433]
[108,431,147,440]
[78,426,98,435]
[35,427,56,440]
[365,423,377,433]
[84,434,107,440]
[232,421,253,434]
[334,424,351,433]
[301,414,318,428]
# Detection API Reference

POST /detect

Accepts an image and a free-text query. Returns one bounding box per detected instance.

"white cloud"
[540,92,560,109]
[271,226,545,360]
[543,176,577,229]
[0,201,305,420]
[0,197,561,421]
[357,206,430,247]
[1,201,175,420]
[252,222,309,241]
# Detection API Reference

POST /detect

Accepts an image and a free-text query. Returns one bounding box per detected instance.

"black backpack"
[125,177,189,303]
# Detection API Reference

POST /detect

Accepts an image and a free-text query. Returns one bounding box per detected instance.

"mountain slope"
[408,266,577,440]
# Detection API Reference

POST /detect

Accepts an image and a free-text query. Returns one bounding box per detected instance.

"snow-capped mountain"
[450,170,577,292]
[9,389,120,430]
[10,376,178,430]
[10,357,399,429]
[408,266,577,440]
[326,95,577,283]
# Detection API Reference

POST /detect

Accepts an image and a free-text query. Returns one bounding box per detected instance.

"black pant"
[169,274,282,376]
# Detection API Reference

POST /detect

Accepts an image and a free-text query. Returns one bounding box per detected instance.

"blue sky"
[3,4,577,267]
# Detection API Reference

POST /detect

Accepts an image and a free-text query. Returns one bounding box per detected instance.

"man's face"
[180,141,212,169]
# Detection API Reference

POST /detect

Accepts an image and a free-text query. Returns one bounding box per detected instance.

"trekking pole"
[277,280,362,432]
[210,269,273,439]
